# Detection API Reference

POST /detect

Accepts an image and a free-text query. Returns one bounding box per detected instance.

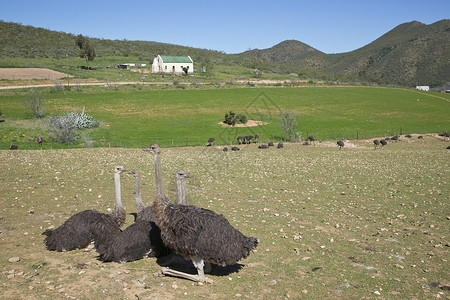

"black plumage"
[43,166,127,252]
[337,140,344,149]
[147,144,258,282]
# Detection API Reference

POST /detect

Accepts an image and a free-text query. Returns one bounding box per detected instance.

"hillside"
[239,20,450,87]
[0,20,449,86]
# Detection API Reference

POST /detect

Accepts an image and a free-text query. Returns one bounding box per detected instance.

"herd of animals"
[207,132,450,152]
[42,144,259,283]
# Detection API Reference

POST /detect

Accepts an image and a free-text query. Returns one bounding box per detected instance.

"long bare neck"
[134,172,146,214]
[175,175,188,205]
[154,150,165,199]
[114,171,126,227]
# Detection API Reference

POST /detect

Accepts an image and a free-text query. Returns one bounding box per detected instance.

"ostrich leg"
[161,256,212,283]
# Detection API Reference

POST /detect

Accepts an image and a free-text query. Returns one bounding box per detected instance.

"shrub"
[23,90,45,118]
[224,111,236,125]
[47,109,99,144]
[47,113,78,144]
[235,113,248,124]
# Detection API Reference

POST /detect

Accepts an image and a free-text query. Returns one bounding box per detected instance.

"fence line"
[2,126,448,151]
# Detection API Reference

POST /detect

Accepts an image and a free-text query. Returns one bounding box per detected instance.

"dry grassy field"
[0,136,448,299]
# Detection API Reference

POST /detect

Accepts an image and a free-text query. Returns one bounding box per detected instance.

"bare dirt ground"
[218,120,269,127]
[0,68,73,80]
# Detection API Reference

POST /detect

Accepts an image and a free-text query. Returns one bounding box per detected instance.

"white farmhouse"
[152,55,194,74]
[416,86,430,91]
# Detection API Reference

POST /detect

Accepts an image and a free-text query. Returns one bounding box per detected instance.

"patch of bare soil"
[0,68,72,80]
[218,120,268,127]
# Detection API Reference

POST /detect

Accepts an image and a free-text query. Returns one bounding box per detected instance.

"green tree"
[76,35,96,70]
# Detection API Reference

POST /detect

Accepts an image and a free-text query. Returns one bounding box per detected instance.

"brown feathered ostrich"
[143,144,259,283]
[43,166,127,251]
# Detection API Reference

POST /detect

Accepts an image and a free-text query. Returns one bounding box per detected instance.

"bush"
[47,113,78,144]
[23,90,45,118]
[47,109,99,144]
[224,111,236,125]
[235,113,247,124]
[224,111,248,126]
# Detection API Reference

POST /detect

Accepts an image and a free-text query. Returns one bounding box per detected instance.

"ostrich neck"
[114,172,126,226]
[154,151,165,198]
[176,177,188,205]
[134,175,146,213]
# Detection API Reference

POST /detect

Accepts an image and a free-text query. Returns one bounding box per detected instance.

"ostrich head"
[128,170,140,178]
[114,166,128,174]
[175,170,190,180]
[143,144,160,154]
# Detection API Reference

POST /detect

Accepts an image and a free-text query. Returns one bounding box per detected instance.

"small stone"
[394,264,404,269]
[8,257,20,263]
[302,289,308,294]
[172,283,178,289]
[374,291,381,295]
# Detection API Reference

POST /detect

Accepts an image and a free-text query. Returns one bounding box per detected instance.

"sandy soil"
[218,120,268,127]
[0,68,72,80]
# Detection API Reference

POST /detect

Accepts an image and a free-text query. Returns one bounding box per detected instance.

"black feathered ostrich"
[144,144,259,283]
[43,166,127,252]
[97,169,190,262]
[373,139,380,149]
[337,140,344,150]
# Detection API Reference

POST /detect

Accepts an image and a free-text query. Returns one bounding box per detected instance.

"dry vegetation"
[0,136,449,299]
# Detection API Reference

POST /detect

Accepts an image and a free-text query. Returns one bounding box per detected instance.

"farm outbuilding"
[416,85,430,91]
[152,55,194,74]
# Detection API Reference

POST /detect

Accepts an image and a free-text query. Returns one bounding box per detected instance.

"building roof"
[159,55,192,63]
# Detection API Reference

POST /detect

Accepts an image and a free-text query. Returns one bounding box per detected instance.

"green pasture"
[0,86,449,150]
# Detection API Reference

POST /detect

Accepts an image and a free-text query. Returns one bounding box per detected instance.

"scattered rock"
[8,257,20,263]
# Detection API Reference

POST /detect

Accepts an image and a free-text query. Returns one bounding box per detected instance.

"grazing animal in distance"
[207,138,215,146]
[418,135,423,139]
[373,139,380,149]
[236,136,244,144]
[258,144,269,149]
[223,147,228,152]
[145,144,259,283]
[405,134,412,138]
[9,144,18,150]
[277,142,283,148]
[254,134,259,142]
[268,142,274,147]
[380,139,387,147]
[43,166,127,252]
[337,140,344,150]
[231,146,240,151]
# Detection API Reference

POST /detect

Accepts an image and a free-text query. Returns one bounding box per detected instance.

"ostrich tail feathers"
[42,229,53,236]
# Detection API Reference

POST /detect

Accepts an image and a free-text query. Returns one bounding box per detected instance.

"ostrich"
[207,138,215,146]
[418,135,423,139]
[405,134,412,138]
[144,144,259,283]
[254,134,259,143]
[391,135,399,141]
[43,166,127,252]
[373,139,380,149]
[277,142,283,148]
[37,136,43,149]
[258,144,269,149]
[337,140,344,150]
[231,146,240,151]
[9,144,18,150]
[223,147,228,152]
[380,139,387,147]
[308,136,315,145]
[98,170,191,262]
[268,142,274,147]
[237,136,244,144]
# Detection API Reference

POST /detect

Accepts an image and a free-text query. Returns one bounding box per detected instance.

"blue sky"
[0,0,448,54]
